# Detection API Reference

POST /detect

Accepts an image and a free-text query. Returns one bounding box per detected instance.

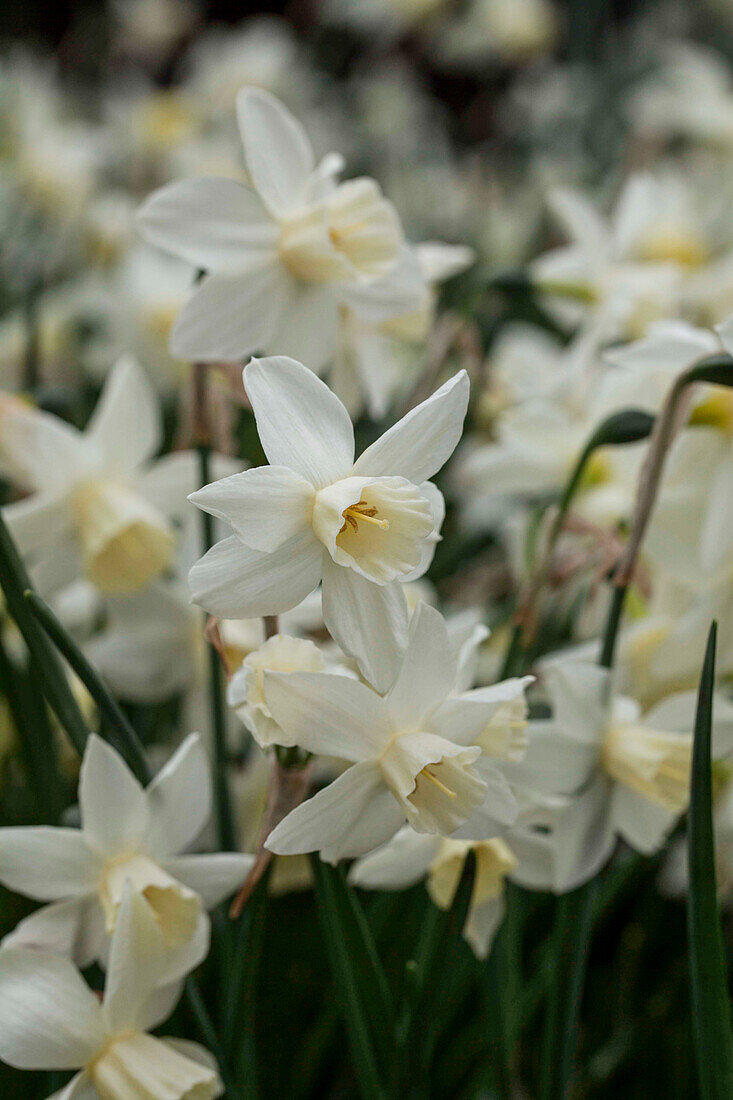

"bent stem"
[614,353,733,588]
[500,408,654,676]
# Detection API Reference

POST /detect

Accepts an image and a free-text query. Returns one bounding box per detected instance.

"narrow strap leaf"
[0,636,64,822]
[687,622,733,1100]
[185,974,242,1100]
[24,589,151,785]
[539,880,597,1100]
[398,849,477,1084]
[0,510,88,756]
[225,863,272,1095]
[310,854,388,1100]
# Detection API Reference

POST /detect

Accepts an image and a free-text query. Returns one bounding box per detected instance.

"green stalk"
[687,623,733,1100]
[539,579,627,1100]
[197,440,236,853]
[24,590,150,785]
[539,882,598,1100]
[185,973,242,1100]
[23,287,40,392]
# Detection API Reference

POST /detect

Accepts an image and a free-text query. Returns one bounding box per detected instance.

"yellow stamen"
[340,501,390,534]
[421,768,457,799]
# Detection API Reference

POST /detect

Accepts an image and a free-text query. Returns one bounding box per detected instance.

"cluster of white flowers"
[1,3,733,1095]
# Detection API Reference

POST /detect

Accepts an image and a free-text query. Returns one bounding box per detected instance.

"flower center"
[71,478,174,595]
[278,179,401,285]
[340,500,390,534]
[602,722,691,812]
[427,838,518,910]
[312,475,435,585]
[419,764,458,800]
[638,228,708,269]
[98,853,200,946]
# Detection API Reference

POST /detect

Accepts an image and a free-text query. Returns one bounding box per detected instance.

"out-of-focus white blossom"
[505,657,733,891]
[138,87,425,369]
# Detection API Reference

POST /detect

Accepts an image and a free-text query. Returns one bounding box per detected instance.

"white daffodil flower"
[227,633,330,749]
[349,826,517,958]
[0,885,222,1100]
[0,733,253,966]
[188,355,468,691]
[437,0,558,68]
[629,41,733,149]
[530,177,686,340]
[473,324,572,427]
[137,86,425,369]
[599,319,721,416]
[263,602,531,861]
[618,574,733,709]
[505,657,733,892]
[330,241,475,419]
[349,784,562,957]
[602,319,733,582]
[455,394,643,532]
[0,355,206,597]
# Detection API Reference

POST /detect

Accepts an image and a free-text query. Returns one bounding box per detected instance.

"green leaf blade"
[309,854,389,1100]
[687,621,733,1100]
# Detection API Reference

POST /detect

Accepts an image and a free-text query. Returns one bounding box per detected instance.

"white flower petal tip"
[236,86,315,218]
[352,369,470,485]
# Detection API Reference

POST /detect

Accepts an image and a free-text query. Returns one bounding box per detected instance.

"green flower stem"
[185,973,242,1100]
[226,865,272,1098]
[539,880,598,1100]
[197,438,236,853]
[539,575,629,1100]
[397,851,477,1093]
